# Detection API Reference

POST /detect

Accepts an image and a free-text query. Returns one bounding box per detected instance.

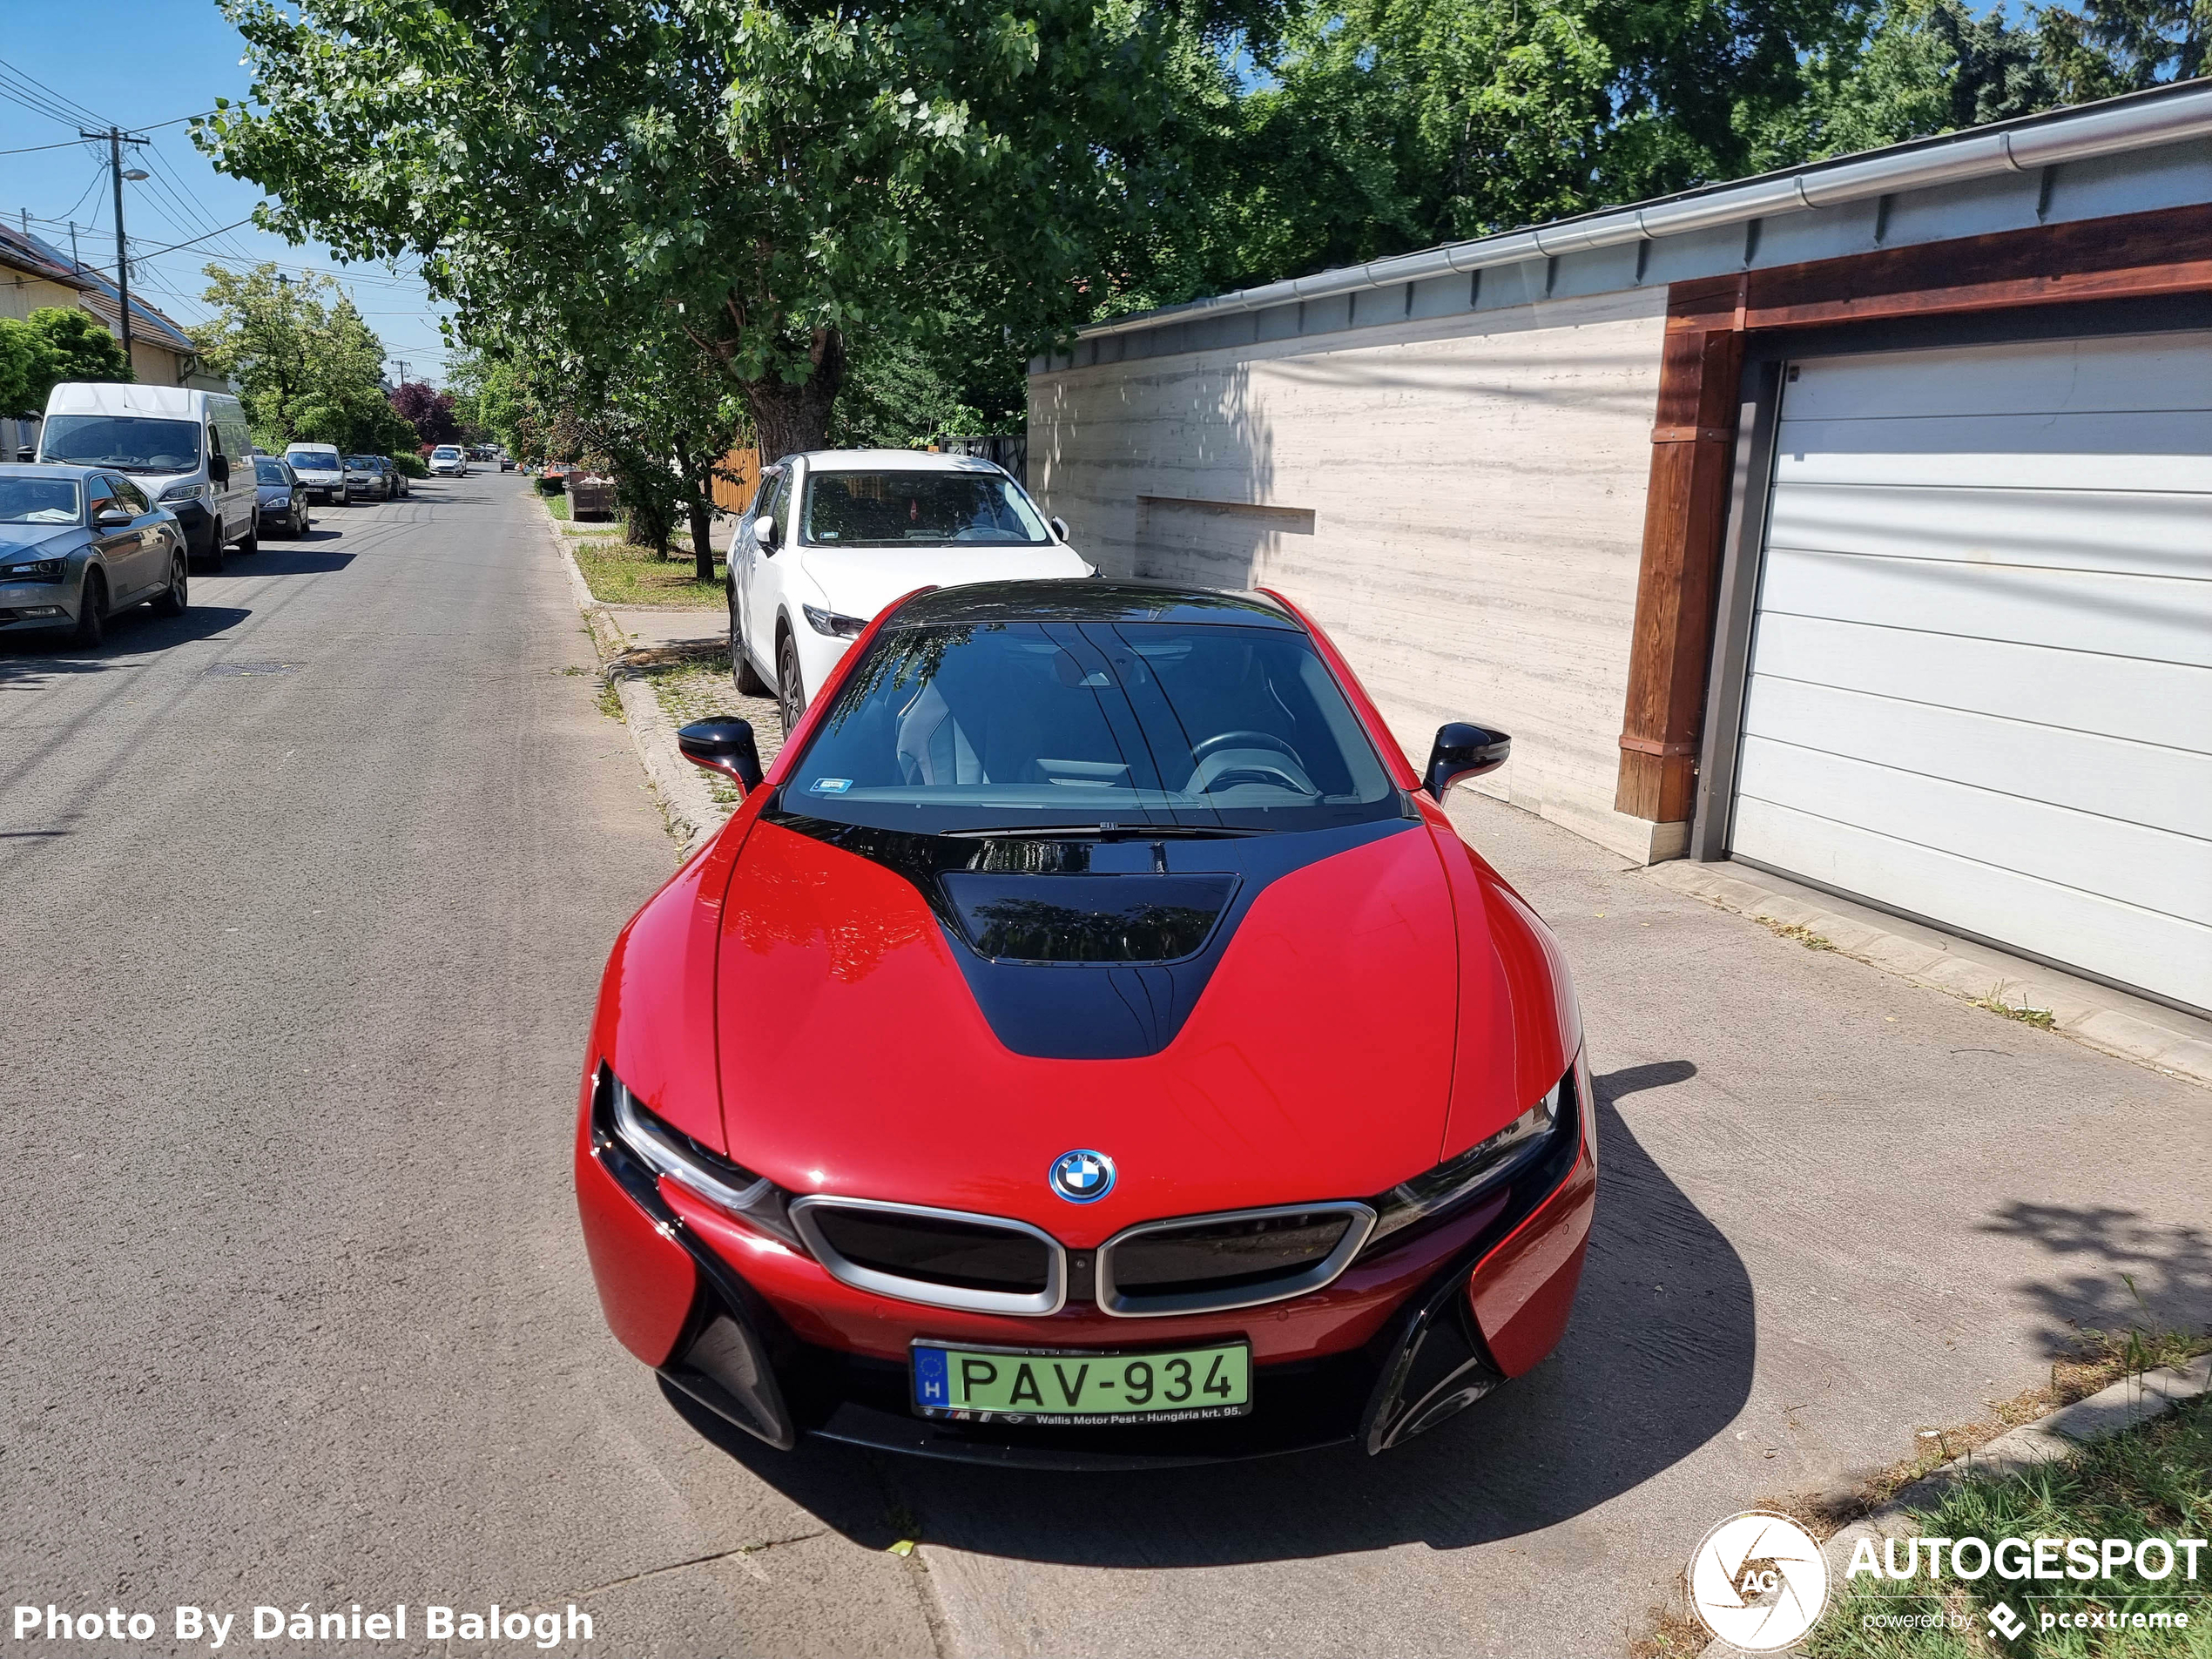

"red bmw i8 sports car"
[575,580,1595,1467]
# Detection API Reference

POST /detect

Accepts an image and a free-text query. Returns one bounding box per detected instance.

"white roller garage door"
[1730,330,2212,1014]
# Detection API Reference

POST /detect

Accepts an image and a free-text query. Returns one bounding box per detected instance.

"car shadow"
[671,1060,1757,1563]
[220,545,356,576]
[0,604,254,686]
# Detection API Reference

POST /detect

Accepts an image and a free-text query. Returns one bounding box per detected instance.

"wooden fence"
[711,447,762,515]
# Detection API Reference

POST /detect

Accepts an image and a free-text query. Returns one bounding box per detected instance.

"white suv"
[730,450,1092,734]
[428,445,468,477]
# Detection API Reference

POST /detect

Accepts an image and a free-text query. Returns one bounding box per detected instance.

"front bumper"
[168,500,215,557]
[576,1062,1596,1468]
[0,572,80,631]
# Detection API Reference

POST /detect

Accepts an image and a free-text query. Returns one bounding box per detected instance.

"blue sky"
[2,1,456,386]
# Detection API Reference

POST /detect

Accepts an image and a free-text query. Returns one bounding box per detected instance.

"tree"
[199,0,1278,457]
[390,381,459,447]
[192,263,415,453]
[1,307,133,416]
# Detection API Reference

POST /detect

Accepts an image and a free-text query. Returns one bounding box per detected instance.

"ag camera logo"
[1688,1510,1831,1652]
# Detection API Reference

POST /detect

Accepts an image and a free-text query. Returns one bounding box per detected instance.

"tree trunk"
[673,433,717,583]
[745,327,846,462]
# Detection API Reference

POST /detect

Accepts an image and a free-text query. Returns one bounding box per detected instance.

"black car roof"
[887,579,1301,631]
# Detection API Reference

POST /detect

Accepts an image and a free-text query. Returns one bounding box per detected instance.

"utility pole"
[81,126,149,374]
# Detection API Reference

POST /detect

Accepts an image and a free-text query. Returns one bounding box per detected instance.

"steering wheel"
[1190,729,1299,765]
[1198,764,1310,795]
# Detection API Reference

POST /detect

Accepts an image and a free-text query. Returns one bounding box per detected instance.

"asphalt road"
[3,476,2206,1658]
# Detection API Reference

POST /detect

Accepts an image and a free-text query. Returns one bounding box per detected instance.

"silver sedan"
[0,465,189,648]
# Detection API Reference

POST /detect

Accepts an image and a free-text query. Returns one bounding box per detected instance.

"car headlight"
[158,481,210,504]
[1362,1062,1578,1249]
[602,1070,802,1248]
[802,604,869,639]
[2,557,65,583]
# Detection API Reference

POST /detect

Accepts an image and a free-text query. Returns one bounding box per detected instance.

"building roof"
[1076,78,2212,346]
[0,221,202,357]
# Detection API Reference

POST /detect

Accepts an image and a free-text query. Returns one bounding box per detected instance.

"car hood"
[0,523,79,558]
[705,814,1467,1244]
[795,543,1093,623]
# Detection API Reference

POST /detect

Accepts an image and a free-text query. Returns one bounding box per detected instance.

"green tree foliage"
[0,307,133,415]
[192,263,416,454]
[1237,0,1613,278]
[199,0,1276,459]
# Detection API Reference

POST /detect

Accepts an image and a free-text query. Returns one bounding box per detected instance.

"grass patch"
[1629,1598,1713,1659]
[1802,1392,2212,1658]
[624,646,785,779]
[543,490,571,522]
[1763,918,1838,951]
[570,539,728,608]
[1969,981,2059,1028]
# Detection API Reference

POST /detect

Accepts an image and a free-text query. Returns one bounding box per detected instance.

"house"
[1,219,226,455]
[1026,80,2212,1017]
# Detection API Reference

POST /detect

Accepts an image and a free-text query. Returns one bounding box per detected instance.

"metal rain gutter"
[1075,79,2212,342]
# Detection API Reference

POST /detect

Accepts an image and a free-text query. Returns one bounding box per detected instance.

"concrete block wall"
[1029,286,1677,863]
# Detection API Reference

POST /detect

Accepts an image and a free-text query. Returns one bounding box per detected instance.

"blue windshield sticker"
[813,778,853,794]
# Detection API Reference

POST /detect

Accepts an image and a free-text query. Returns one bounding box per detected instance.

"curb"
[544,513,731,859]
[1696,1352,2212,1656]
[1645,860,2212,1088]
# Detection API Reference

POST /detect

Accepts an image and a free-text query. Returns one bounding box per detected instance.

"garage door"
[1730,330,2212,1014]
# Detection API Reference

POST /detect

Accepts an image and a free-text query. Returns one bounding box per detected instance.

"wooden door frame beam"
[1613,201,2212,832]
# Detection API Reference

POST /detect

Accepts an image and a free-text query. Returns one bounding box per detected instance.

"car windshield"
[0,477,82,524]
[788,619,1402,834]
[432,447,460,458]
[289,449,340,470]
[803,470,1048,548]
[254,460,288,484]
[41,415,200,474]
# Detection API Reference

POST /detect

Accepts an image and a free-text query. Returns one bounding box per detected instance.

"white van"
[37,383,260,569]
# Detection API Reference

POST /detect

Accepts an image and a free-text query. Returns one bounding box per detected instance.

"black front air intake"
[941,872,1238,963]
[804,1206,1053,1295]
[1097,1203,1376,1316]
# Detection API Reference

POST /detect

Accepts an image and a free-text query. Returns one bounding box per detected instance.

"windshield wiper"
[940,821,1273,840]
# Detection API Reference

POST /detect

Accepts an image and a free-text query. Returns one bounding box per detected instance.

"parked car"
[382,456,411,498]
[285,443,352,506]
[496,451,516,472]
[0,464,190,646]
[37,383,257,570]
[730,450,1092,737]
[342,455,383,502]
[577,577,1584,1466]
[253,457,312,538]
[428,444,469,477]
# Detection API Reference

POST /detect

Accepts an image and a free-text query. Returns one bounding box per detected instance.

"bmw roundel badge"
[1048,1149,1116,1204]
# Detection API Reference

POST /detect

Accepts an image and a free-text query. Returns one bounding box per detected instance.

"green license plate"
[911,1339,1252,1426]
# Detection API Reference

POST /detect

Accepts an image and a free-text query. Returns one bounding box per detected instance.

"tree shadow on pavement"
[1978,1202,2212,1346]
[0,605,253,687]
[678,1059,1757,1565]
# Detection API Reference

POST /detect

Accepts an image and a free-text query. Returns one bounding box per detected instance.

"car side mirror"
[94,506,135,529]
[209,456,229,486]
[753,515,779,551]
[1424,722,1511,799]
[1049,516,1070,543]
[678,718,765,794]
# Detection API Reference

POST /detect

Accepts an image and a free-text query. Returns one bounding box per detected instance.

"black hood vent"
[942,873,1238,963]
[759,803,1415,1059]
